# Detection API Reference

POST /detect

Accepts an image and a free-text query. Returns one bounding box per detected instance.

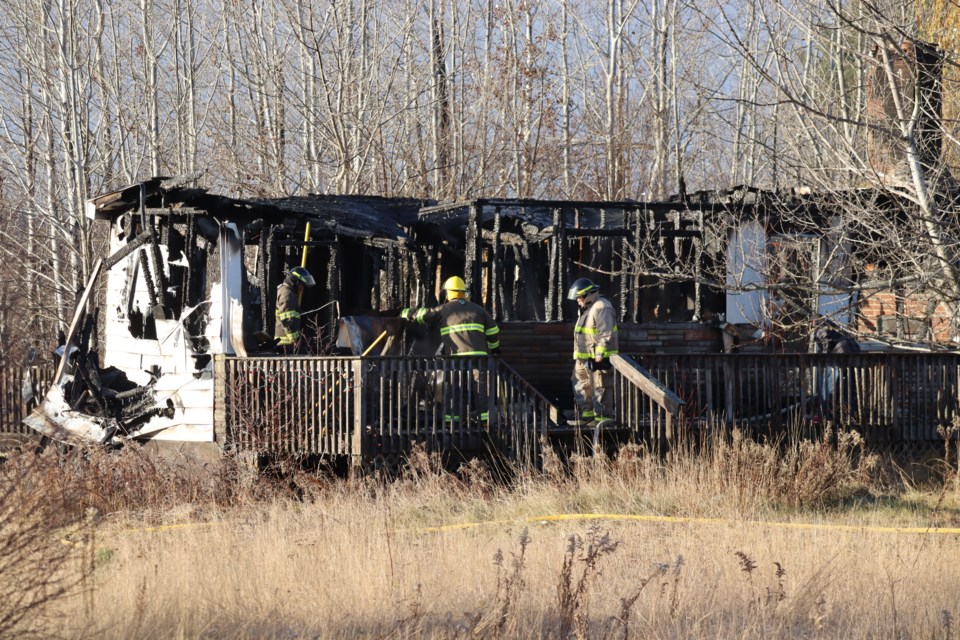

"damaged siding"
[101,214,218,442]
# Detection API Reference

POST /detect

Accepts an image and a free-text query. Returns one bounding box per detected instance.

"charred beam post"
[138,246,159,313]
[627,209,639,322]
[265,225,280,338]
[694,209,704,321]
[257,220,270,334]
[553,207,568,321]
[509,245,519,319]
[465,203,482,301]
[546,208,560,321]
[164,217,187,315]
[104,230,153,272]
[620,210,631,323]
[326,241,340,337]
[598,208,607,317]
[491,206,502,320]
[546,212,558,321]
[408,240,432,309]
[137,184,169,319]
[148,228,170,318]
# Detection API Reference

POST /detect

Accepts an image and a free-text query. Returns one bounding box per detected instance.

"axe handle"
[362,330,389,357]
[298,222,311,306]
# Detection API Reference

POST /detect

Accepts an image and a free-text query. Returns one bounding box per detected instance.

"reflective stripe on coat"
[573,296,618,360]
[274,282,301,345]
[401,299,499,356]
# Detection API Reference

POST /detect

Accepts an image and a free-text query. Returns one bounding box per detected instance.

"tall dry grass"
[3,428,959,638]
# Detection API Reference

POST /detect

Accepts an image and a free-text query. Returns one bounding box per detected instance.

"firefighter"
[814,318,860,418]
[274,266,315,354]
[400,276,500,357]
[400,276,500,423]
[567,277,619,427]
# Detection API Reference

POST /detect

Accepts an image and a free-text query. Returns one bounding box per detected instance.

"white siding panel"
[160,389,216,410]
[726,222,768,326]
[105,335,164,358]
[133,415,214,442]
[99,228,218,444]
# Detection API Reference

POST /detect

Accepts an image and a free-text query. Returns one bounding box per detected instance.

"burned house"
[15,170,960,463]
[19,179,734,461]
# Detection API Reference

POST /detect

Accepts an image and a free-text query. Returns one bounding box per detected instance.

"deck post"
[213,354,227,445]
[351,358,366,471]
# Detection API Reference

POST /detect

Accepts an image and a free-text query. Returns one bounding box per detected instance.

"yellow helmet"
[442,276,467,300]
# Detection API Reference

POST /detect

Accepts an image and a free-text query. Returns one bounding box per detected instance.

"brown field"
[3,431,960,639]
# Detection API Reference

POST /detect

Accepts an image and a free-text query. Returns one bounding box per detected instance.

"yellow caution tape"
[417,512,960,535]
[62,512,960,542]
[121,521,222,534]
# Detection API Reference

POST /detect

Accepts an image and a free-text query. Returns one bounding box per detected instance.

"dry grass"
[3,429,960,639]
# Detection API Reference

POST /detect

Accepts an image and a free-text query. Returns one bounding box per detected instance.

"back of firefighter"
[400,276,500,423]
[400,276,500,356]
[274,266,315,354]
[568,277,619,427]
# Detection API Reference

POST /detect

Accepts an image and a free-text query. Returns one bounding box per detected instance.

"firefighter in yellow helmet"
[567,277,618,427]
[275,266,315,354]
[400,276,500,357]
[400,276,500,423]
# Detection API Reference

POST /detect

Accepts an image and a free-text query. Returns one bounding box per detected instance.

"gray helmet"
[288,266,316,287]
[567,277,599,300]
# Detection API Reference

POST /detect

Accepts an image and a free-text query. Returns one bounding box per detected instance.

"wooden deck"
[219,355,556,468]
[6,352,959,461]
[0,366,53,443]
[636,353,960,444]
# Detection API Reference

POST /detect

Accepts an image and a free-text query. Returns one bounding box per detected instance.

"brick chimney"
[866,40,944,183]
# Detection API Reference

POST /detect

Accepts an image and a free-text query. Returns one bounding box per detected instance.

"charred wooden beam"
[326,242,341,334]
[557,207,568,321]
[465,203,482,300]
[258,221,271,334]
[547,207,568,321]
[104,230,153,271]
[138,249,159,313]
[491,207,502,320]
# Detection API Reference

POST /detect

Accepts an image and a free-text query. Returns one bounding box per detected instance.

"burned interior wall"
[415,200,725,326]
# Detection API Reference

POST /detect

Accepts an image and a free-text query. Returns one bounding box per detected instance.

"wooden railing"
[611,354,686,451]
[1,366,54,439]
[221,355,558,468]
[495,359,557,467]
[220,357,358,456]
[18,352,960,455]
[635,353,960,443]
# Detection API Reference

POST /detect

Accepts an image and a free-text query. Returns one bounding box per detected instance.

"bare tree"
[679,0,960,347]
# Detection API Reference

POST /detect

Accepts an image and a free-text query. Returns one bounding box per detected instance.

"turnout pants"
[571,360,614,421]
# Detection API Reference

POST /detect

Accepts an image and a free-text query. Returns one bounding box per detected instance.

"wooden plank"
[611,354,684,415]
[54,259,104,383]
[352,359,364,458]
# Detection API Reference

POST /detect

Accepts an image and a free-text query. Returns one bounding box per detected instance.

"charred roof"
[88,179,432,244]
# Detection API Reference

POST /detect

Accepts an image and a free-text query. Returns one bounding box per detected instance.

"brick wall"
[499,322,722,401]
[859,291,954,343]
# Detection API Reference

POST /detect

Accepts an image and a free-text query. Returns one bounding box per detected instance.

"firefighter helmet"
[567,277,599,300]
[288,266,316,287]
[442,275,467,300]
